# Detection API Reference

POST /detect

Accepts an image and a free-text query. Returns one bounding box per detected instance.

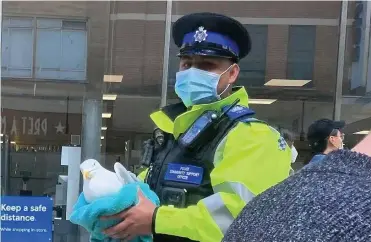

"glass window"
[168,34,179,86]
[341,1,371,149]
[36,19,87,81]
[287,25,316,83]
[1,17,34,78]
[1,17,87,81]
[237,25,268,87]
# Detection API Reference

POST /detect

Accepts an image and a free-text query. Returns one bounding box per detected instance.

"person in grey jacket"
[223,130,371,242]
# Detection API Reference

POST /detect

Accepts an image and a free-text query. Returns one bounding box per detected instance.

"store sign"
[1,115,49,136]
[0,196,53,241]
[0,109,81,138]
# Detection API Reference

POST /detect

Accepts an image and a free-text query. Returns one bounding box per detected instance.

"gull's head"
[80,159,101,180]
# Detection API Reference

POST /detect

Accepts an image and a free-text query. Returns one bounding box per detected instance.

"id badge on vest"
[162,163,204,207]
[164,163,204,185]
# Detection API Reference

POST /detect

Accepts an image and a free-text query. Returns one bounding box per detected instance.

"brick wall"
[3,1,346,97]
[313,26,339,92]
[3,1,88,17]
[109,1,343,94]
[265,25,289,82]
[111,20,165,91]
[172,1,341,18]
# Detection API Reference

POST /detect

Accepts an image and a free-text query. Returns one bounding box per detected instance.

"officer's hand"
[101,187,156,241]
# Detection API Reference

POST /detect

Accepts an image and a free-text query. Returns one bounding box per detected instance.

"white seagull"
[80,159,139,203]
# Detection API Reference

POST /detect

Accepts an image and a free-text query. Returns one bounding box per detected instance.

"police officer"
[103,12,292,242]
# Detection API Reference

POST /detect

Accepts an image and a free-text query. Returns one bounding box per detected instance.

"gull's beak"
[82,170,91,180]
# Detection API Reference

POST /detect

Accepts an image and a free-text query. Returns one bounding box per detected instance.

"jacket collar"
[309,154,326,164]
[150,86,250,138]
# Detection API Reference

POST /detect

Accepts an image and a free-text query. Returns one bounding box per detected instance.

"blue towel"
[70,182,160,242]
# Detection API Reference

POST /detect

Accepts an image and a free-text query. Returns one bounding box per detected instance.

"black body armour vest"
[144,102,255,242]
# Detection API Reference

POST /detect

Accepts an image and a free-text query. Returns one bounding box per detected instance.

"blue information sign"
[1,196,53,242]
[164,163,204,185]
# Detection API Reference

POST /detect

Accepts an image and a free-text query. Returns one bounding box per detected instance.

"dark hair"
[309,139,327,153]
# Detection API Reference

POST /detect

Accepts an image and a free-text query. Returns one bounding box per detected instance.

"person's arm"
[154,122,292,241]
[352,130,371,157]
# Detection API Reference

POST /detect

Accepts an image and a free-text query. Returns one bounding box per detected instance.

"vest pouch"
[161,186,208,208]
[159,162,212,207]
[161,187,187,208]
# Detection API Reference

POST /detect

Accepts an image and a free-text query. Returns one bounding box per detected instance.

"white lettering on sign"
[170,170,185,175]
[170,168,200,178]
[177,175,188,180]
[34,118,40,135]
[186,172,200,177]
[11,116,17,136]
[28,117,34,135]
[29,205,47,212]
[170,168,201,181]
[0,204,48,222]
[1,204,22,213]
[4,116,48,136]
[180,166,190,171]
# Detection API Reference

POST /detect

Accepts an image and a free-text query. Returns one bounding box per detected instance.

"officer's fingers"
[104,218,132,237]
[100,214,120,220]
[124,233,135,241]
[112,230,131,240]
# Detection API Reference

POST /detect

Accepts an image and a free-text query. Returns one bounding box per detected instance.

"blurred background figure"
[280,128,298,163]
[307,119,345,163]
[276,127,297,174]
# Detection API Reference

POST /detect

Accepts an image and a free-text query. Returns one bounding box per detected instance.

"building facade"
[1,1,371,241]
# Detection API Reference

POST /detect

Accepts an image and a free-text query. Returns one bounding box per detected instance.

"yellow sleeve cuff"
[155,206,186,236]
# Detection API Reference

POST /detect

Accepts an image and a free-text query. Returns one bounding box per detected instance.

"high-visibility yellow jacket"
[139,87,291,242]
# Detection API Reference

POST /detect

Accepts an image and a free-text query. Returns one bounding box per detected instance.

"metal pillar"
[81,99,103,165]
[365,2,371,93]
[333,0,348,121]
[160,0,173,107]
[76,98,103,242]
[1,135,11,196]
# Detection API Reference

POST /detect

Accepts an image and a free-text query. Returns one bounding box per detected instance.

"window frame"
[1,15,89,83]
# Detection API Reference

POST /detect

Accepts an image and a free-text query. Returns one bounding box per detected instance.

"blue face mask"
[175,66,233,107]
